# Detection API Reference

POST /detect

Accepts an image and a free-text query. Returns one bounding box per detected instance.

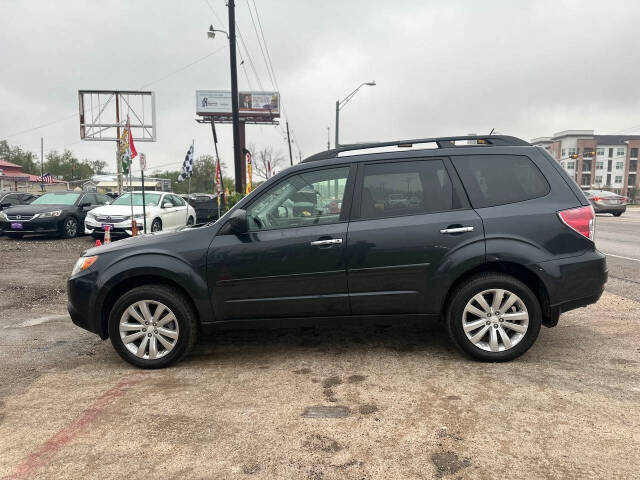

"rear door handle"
[310,238,343,246]
[439,226,474,234]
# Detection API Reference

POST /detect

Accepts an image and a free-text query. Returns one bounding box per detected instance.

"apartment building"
[531,130,640,201]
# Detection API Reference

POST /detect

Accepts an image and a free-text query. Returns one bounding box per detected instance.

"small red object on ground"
[95,239,102,247]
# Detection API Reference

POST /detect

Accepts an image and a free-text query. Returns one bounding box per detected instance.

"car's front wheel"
[613,212,623,217]
[108,285,198,368]
[446,273,541,362]
[62,217,78,238]
[150,218,162,233]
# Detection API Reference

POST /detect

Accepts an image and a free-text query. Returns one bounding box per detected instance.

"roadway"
[595,207,640,302]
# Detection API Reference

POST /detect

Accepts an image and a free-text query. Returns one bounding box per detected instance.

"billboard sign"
[196,90,279,117]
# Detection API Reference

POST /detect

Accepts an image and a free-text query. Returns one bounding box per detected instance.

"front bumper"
[67,271,104,338]
[84,217,143,236]
[0,218,62,234]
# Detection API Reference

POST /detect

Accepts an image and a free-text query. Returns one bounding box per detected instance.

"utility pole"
[40,137,44,192]
[228,0,242,193]
[286,121,293,166]
[335,100,340,148]
[327,127,330,150]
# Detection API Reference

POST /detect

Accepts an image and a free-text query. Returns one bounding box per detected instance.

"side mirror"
[162,201,172,208]
[227,208,248,235]
[80,202,92,208]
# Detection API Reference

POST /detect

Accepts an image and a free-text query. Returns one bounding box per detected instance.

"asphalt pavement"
[595,207,640,302]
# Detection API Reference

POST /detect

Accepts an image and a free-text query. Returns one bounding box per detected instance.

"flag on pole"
[244,148,252,194]
[38,172,53,184]
[119,116,137,175]
[177,142,194,182]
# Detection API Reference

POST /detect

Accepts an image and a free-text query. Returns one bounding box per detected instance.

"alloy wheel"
[65,218,77,237]
[461,288,529,352]
[119,300,179,360]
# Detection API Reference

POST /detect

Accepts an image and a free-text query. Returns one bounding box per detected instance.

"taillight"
[592,196,601,202]
[558,206,595,241]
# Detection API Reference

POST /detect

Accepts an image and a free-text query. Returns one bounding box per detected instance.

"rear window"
[451,154,549,208]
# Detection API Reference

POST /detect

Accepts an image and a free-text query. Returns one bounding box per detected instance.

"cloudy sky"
[1,0,640,176]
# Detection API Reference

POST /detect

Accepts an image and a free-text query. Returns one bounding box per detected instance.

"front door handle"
[310,238,343,246]
[439,226,474,234]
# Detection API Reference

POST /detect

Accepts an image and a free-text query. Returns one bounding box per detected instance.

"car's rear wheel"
[62,217,78,238]
[108,285,198,368]
[446,273,541,362]
[613,212,623,217]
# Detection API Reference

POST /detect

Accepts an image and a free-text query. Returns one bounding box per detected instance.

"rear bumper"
[534,249,607,324]
[593,204,626,214]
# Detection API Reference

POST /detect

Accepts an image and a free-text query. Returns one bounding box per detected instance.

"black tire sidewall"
[62,217,77,238]
[447,274,542,362]
[151,218,162,232]
[108,285,196,368]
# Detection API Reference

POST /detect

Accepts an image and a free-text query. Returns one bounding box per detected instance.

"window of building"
[247,166,350,230]
[617,147,626,157]
[596,161,604,170]
[581,174,591,186]
[568,147,577,156]
[609,148,614,158]
[629,174,637,187]
[451,154,549,208]
[582,159,592,171]
[561,148,566,157]
[566,161,575,169]
[583,148,595,157]
[630,159,638,172]
[360,160,459,219]
[597,148,605,156]
[614,176,623,184]
[616,161,624,169]
[595,176,603,184]
[630,148,638,158]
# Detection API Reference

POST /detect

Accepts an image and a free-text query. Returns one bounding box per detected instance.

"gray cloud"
[1,0,639,176]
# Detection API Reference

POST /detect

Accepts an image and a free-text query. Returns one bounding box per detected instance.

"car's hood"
[2,204,75,215]
[82,223,216,257]
[89,205,156,216]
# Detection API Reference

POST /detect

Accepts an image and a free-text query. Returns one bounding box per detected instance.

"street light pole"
[334,80,375,148]
[227,1,243,193]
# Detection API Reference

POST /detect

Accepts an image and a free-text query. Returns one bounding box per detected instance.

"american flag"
[38,173,53,184]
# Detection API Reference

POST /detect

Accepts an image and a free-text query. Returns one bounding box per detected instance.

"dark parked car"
[67,135,607,368]
[0,192,37,235]
[0,191,111,238]
[182,194,222,224]
[583,189,627,216]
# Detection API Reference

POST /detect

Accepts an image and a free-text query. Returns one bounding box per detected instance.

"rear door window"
[451,154,549,208]
[359,159,460,219]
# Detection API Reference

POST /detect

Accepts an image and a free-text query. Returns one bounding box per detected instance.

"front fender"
[95,252,212,335]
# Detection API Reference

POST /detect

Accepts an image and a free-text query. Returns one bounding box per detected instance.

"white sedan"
[85,191,196,237]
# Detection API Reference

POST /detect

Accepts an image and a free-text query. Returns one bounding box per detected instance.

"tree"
[89,159,108,175]
[152,155,230,194]
[44,149,95,181]
[0,140,39,174]
[249,144,286,180]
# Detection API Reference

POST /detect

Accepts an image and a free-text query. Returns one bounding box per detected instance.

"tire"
[108,284,198,368]
[187,216,194,226]
[613,212,622,217]
[62,217,78,238]
[7,233,23,239]
[151,218,162,233]
[446,273,542,362]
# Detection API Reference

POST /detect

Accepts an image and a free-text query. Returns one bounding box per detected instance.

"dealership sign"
[196,90,280,117]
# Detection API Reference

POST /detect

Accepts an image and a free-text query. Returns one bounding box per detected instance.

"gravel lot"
[1,225,639,480]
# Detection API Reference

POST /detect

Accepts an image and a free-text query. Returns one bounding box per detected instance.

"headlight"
[86,212,96,221]
[38,210,63,218]
[0,211,7,221]
[71,256,98,276]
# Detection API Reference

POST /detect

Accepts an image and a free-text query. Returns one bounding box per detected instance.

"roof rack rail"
[302,135,530,163]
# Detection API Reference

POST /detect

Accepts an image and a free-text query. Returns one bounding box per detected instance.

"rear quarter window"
[451,154,550,208]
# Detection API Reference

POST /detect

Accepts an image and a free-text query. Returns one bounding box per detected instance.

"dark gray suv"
[67,135,607,368]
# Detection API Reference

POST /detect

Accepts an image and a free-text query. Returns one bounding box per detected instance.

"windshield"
[111,193,162,206]
[31,192,80,205]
